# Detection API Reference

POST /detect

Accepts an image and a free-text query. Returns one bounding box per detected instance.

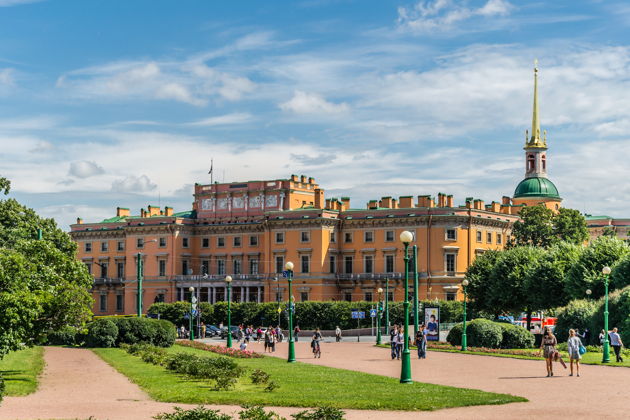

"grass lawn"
[92,344,526,411]
[376,344,630,368]
[0,346,45,396]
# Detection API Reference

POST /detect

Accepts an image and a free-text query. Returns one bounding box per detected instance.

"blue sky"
[2,0,630,229]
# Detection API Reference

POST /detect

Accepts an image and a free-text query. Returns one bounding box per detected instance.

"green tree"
[510,206,555,247]
[564,236,630,300]
[610,255,630,291]
[511,206,588,248]
[553,208,588,244]
[0,191,93,358]
[0,176,9,195]
[466,250,502,316]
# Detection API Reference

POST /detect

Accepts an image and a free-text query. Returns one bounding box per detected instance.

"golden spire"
[527,59,546,148]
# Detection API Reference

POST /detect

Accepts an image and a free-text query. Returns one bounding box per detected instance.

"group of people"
[540,326,625,377]
[389,324,428,360]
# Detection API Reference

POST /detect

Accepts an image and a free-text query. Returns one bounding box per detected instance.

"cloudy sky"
[2,0,630,229]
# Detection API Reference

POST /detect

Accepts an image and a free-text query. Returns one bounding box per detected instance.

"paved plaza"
[0,342,627,420]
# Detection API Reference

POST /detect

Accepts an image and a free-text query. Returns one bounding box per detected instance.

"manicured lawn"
[93,344,526,411]
[376,344,630,367]
[0,346,45,396]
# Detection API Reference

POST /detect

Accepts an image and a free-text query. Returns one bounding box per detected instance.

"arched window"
[527,154,535,171]
[542,154,546,170]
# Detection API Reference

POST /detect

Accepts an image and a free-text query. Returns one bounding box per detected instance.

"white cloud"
[111,174,157,193]
[398,0,513,33]
[0,0,43,6]
[68,160,105,178]
[188,113,253,127]
[0,68,15,93]
[279,90,349,114]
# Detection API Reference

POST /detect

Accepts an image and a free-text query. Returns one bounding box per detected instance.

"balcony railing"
[93,277,124,285]
[336,272,403,280]
[173,274,265,282]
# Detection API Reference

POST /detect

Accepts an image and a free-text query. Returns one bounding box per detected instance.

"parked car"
[207,325,221,336]
[220,326,240,339]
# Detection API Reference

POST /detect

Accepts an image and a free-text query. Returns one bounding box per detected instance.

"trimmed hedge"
[0,373,4,403]
[85,319,118,348]
[46,325,81,346]
[447,319,533,349]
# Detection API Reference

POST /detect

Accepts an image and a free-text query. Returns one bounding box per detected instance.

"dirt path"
[245,339,630,419]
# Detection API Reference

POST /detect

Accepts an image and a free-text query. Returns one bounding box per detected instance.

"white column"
[224,286,228,302]
[257,287,261,303]
[245,286,250,302]
[240,287,245,302]
[212,287,217,304]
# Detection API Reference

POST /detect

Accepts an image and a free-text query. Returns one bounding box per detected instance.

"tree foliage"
[511,206,588,248]
[0,176,9,195]
[0,189,93,358]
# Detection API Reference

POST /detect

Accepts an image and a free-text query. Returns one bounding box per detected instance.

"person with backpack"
[567,329,582,377]
[415,324,427,359]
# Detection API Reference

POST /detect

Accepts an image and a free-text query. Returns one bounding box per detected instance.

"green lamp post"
[376,287,384,345]
[412,245,419,336]
[399,230,413,384]
[461,279,469,351]
[602,266,611,363]
[285,261,296,363]
[188,286,195,341]
[226,275,233,348]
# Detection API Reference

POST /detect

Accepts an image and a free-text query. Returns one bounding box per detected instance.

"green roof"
[514,177,561,199]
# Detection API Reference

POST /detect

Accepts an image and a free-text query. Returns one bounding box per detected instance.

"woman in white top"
[567,329,582,377]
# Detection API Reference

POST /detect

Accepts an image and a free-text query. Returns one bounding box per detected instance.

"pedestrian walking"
[540,326,559,377]
[294,325,300,342]
[567,329,582,377]
[599,329,606,345]
[264,326,274,353]
[240,340,248,351]
[201,322,206,339]
[609,327,624,362]
[390,325,398,360]
[311,328,322,358]
[335,326,342,342]
[415,324,427,359]
[275,326,283,343]
[395,327,404,360]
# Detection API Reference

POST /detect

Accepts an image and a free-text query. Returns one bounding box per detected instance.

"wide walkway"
[241,338,629,419]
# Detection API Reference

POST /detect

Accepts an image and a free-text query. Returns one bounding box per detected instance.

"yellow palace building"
[70,64,564,316]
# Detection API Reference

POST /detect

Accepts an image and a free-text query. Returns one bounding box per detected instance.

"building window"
[301,255,310,273]
[99,294,107,312]
[84,262,92,274]
[527,154,535,171]
[364,231,374,243]
[249,236,258,246]
[445,254,456,273]
[446,292,456,301]
[300,231,310,242]
[275,232,284,244]
[344,292,352,302]
[385,230,394,242]
[100,262,108,278]
[387,292,393,302]
[85,242,92,252]
[182,237,189,248]
[116,294,124,312]
[476,231,482,242]
[217,259,226,275]
[233,236,241,247]
[329,255,336,273]
[275,291,283,302]
[250,259,259,275]
[300,292,309,302]
[201,260,209,275]
[101,241,108,252]
[159,260,167,277]
[385,255,395,273]
[217,237,225,247]
[345,256,353,274]
[233,259,241,274]
[365,255,373,273]
[159,237,167,247]
[330,231,336,243]
[137,238,144,249]
[155,293,165,303]
[202,238,209,248]
[182,260,189,275]
[117,241,124,251]
[364,292,373,302]
[116,262,124,278]
[344,232,353,243]
[275,256,284,273]
[486,232,492,244]
[446,229,456,240]
[497,233,502,244]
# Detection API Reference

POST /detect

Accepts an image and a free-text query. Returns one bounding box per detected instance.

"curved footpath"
[1,342,627,419]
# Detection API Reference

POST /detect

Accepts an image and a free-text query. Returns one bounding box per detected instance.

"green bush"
[164,352,244,390]
[46,325,80,346]
[154,406,232,420]
[239,405,284,420]
[0,373,5,403]
[554,299,597,343]
[292,407,345,420]
[100,317,176,347]
[85,319,118,348]
[447,319,504,348]
[250,369,270,384]
[498,323,535,349]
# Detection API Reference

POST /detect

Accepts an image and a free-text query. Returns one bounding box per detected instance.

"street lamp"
[399,230,413,384]
[461,279,469,351]
[225,275,233,348]
[413,245,419,337]
[136,238,157,317]
[285,261,296,363]
[586,289,592,297]
[188,286,195,341]
[376,287,384,345]
[602,266,611,363]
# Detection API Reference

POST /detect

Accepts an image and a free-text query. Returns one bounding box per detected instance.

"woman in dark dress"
[540,326,557,377]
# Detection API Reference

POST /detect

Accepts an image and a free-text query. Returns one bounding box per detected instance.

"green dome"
[514,177,560,199]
